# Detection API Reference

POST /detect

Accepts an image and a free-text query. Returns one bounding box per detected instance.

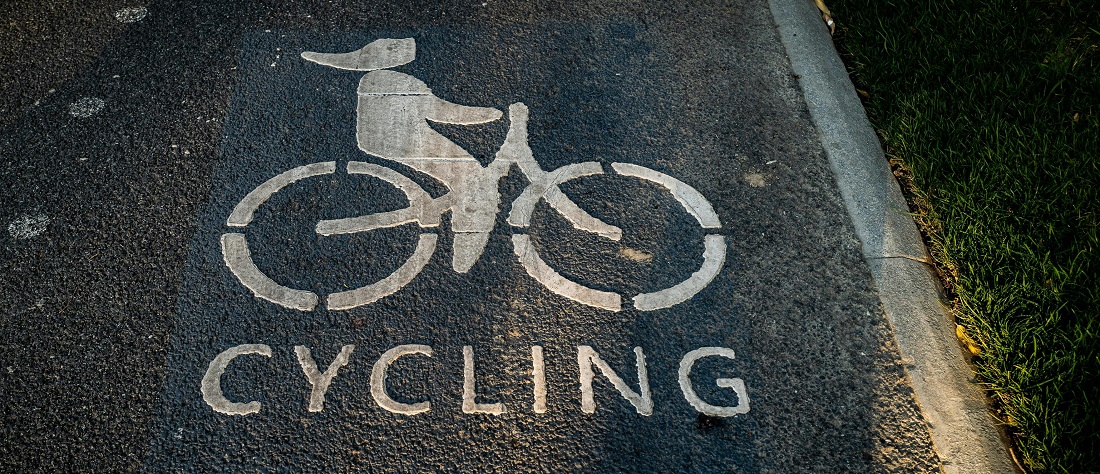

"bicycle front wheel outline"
[510,162,726,312]
[220,161,437,311]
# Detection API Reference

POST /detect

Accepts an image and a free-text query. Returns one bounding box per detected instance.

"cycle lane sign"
[146,24,934,471]
[221,38,726,314]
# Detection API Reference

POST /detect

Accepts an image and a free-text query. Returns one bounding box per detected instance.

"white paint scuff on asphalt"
[8,214,50,239]
[68,97,105,118]
[113,6,148,23]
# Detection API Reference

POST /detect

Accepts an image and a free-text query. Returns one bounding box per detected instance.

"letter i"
[532,346,547,413]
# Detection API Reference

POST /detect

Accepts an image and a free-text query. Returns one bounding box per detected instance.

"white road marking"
[451,231,491,273]
[316,161,438,235]
[678,347,750,417]
[462,346,506,415]
[113,6,147,23]
[315,205,420,235]
[351,67,503,272]
[68,97,105,118]
[512,235,622,311]
[219,41,728,313]
[354,69,501,165]
[507,161,622,240]
[220,233,319,311]
[633,235,727,311]
[370,344,433,415]
[8,214,49,239]
[295,345,355,412]
[198,344,752,417]
[325,234,438,310]
[577,346,652,416]
[611,162,722,228]
[201,344,272,416]
[302,38,416,71]
[227,161,335,227]
[532,346,547,413]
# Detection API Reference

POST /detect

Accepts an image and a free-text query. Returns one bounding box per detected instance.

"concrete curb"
[766,0,1019,472]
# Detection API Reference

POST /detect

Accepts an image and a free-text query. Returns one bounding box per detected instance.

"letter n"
[577,346,653,416]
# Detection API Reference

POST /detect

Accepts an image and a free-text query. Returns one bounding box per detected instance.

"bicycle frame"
[315,103,622,273]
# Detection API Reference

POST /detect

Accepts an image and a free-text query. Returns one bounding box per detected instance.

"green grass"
[829,0,1099,472]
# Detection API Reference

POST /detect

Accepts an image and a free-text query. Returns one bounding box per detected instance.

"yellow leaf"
[814,0,836,33]
[956,324,982,356]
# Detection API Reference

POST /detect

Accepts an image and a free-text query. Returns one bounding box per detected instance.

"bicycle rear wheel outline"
[510,162,726,312]
[221,161,436,311]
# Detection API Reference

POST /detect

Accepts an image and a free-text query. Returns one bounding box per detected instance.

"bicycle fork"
[450,103,624,273]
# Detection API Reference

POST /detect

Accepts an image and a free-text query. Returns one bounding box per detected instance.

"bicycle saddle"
[301,38,415,71]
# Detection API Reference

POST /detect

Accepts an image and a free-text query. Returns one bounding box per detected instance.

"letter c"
[678,347,750,417]
[201,344,273,416]
[371,344,433,415]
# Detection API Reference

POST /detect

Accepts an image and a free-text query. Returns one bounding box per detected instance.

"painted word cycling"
[202,344,750,417]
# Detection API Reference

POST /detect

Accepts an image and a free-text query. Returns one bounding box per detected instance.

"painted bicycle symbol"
[221,38,726,312]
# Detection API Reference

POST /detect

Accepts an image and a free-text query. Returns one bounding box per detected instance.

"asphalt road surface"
[1,0,940,471]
